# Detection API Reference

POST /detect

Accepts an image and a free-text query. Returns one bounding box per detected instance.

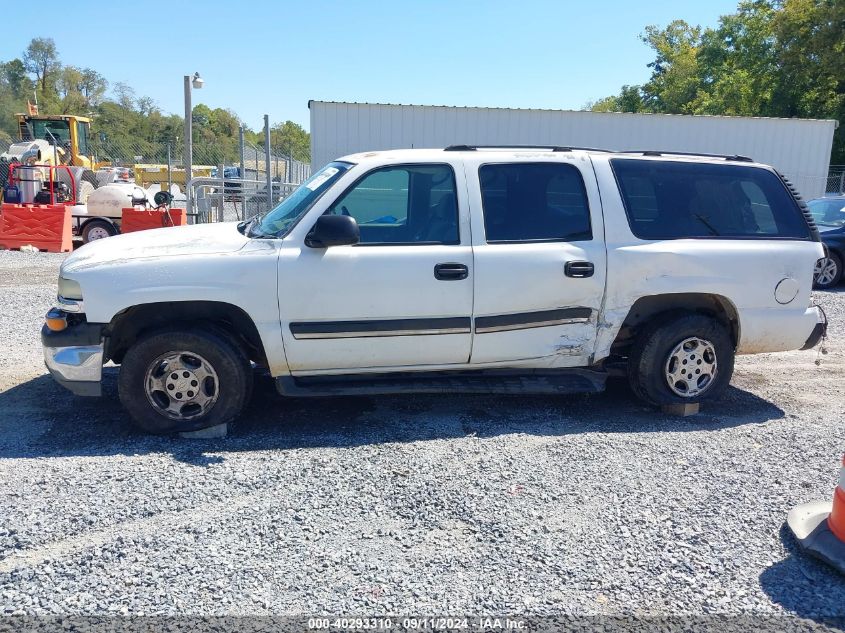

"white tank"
[82,184,149,218]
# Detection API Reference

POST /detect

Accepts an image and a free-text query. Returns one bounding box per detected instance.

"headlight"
[58,276,83,301]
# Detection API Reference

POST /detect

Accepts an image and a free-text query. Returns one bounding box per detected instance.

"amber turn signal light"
[45,309,67,332]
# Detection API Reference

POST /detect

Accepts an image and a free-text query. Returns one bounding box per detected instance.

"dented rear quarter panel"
[590,156,824,359]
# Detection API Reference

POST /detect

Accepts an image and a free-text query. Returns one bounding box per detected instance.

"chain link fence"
[828,166,845,195]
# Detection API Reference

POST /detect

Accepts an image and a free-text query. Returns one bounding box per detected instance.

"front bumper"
[42,321,105,397]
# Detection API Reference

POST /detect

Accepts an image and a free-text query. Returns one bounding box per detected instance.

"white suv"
[42,146,827,434]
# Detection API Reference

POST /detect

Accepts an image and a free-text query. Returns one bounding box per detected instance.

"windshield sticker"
[305,167,339,191]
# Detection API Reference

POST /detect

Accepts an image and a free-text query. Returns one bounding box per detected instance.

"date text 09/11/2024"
[307,616,527,630]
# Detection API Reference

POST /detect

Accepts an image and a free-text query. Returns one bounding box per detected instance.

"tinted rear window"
[479,163,592,243]
[611,159,810,240]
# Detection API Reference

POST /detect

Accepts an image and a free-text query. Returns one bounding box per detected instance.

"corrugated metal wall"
[310,101,837,199]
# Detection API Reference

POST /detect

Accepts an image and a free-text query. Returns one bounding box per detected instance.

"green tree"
[639,20,703,113]
[58,66,88,114]
[2,59,29,97]
[79,68,107,107]
[587,85,645,113]
[22,37,59,95]
[587,0,845,162]
[1,36,310,170]
[268,120,310,162]
[112,82,136,110]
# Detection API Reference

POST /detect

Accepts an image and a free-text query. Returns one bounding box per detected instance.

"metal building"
[309,101,837,199]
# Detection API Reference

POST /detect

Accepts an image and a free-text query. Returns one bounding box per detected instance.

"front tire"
[118,327,252,434]
[627,313,734,406]
[814,252,842,289]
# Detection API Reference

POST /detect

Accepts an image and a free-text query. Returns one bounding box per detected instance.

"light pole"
[183,72,204,214]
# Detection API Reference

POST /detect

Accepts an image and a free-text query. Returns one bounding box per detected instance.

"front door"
[279,162,474,373]
[466,157,607,367]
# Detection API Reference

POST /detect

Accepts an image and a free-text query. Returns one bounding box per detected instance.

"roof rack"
[444,144,611,153]
[619,150,754,162]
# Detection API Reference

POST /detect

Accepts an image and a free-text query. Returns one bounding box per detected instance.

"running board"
[275,368,607,397]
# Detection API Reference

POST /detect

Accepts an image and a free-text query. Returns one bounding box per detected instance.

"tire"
[81,219,117,243]
[118,327,252,434]
[814,252,842,289]
[627,312,734,406]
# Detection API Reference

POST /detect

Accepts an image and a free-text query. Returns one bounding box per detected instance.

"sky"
[1,0,740,132]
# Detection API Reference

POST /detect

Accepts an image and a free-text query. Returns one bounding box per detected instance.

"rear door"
[466,155,607,366]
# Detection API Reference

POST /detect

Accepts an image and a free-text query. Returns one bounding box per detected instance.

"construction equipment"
[0,113,102,203]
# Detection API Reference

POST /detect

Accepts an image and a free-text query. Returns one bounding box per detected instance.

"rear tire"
[81,219,116,243]
[627,312,734,406]
[118,327,252,434]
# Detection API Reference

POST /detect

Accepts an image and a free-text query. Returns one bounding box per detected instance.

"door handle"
[564,261,594,278]
[434,262,469,281]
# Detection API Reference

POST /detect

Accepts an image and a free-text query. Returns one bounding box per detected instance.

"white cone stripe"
[840,466,845,491]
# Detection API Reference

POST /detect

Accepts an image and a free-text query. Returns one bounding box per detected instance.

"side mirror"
[305,214,360,248]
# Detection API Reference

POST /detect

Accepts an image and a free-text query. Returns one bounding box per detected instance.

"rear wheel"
[118,327,252,434]
[627,313,734,406]
[81,219,116,243]
[814,252,842,289]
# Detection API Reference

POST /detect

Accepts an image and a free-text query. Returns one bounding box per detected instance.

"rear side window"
[611,159,810,240]
[479,163,592,243]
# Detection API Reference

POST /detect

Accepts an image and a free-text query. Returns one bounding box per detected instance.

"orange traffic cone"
[787,454,845,575]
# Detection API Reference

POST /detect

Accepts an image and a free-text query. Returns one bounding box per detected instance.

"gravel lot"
[0,250,843,627]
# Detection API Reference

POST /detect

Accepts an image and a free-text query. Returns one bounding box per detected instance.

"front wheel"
[118,328,252,434]
[627,313,734,406]
[814,252,842,289]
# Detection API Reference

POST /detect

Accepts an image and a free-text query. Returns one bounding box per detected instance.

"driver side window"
[327,164,459,245]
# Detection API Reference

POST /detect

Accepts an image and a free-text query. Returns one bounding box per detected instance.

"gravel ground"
[0,250,843,627]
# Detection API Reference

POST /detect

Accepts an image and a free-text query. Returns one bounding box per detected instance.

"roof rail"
[619,150,754,162]
[444,144,611,153]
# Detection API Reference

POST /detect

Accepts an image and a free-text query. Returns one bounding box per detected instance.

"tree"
[79,68,107,107]
[112,82,136,110]
[137,96,159,117]
[23,37,59,94]
[692,1,780,116]
[58,66,82,96]
[269,120,310,162]
[0,35,310,171]
[586,95,620,112]
[639,20,703,113]
[587,0,845,163]
[1,59,29,97]
[57,66,87,114]
[192,103,212,127]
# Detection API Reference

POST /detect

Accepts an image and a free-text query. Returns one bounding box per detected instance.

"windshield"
[251,161,353,237]
[808,198,845,228]
[29,119,71,145]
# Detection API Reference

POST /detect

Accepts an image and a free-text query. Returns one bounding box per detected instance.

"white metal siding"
[310,102,836,199]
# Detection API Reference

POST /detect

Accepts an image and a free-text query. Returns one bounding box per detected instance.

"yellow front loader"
[1,114,105,202]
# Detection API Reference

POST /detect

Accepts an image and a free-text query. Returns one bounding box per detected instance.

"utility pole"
[264,115,272,213]
[183,75,192,213]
